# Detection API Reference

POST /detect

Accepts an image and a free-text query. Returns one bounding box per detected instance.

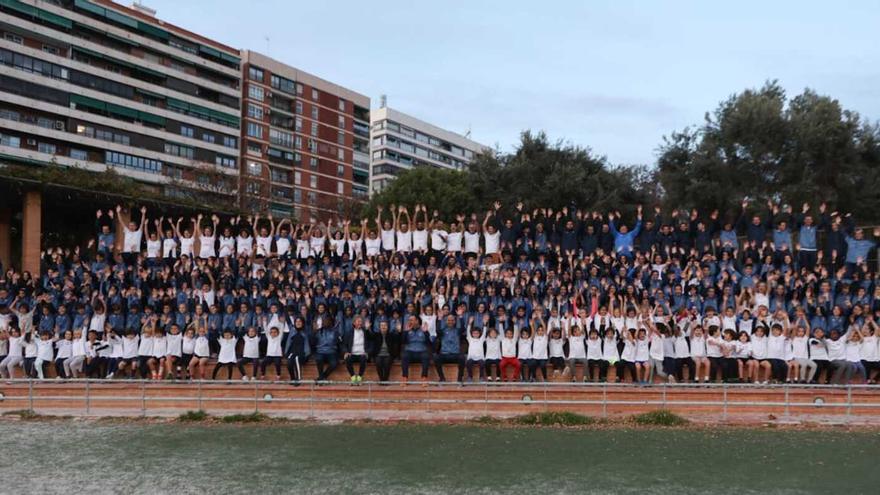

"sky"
[145,0,880,166]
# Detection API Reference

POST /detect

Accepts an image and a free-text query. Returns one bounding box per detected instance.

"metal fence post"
[602,383,607,419]
[484,384,489,416]
[197,380,203,411]
[367,382,373,420]
[847,386,852,419]
[662,383,667,408]
[85,380,90,415]
[784,385,789,417]
[309,382,315,418]
[543,385,548,412]
[28,379,34,413]
[722,384,728,421]
[254,381,259,413]
[141,381,146,417]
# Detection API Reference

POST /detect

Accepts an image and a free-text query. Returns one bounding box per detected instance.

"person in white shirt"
[484,327,502,381]
[66,328,88,378]
[343,317,369,384]
[750,325,771,384]
[116,330,139,379]
[394,206,413,255]
[149,327,167,380]
[689,325,709,383]
[164,324,183,380]
[446,216,464,257]
[237,327,261,381]
[54,330,73,378]
[135,325,154,380]
[211,329,238,380]
[0,327,24,378]
[34,331,56,379]
[217,226,236,259]
[465,322,487,382]
[860,318,880,384]
[567,326,589,382]
[411,205,429,254]
[116,205,147,265]
[499,328,520,382]
[808,328,831,384]
[274,219,293,259]
[790,326,816,383]
[261,326,284,381]
[530,325,550,381]
[188,327,211,380]
[376,205,396,253]
[196,213,219,259]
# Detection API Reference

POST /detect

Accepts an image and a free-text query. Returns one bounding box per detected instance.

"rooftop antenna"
[464,124,472,139]
[380,94,387,108]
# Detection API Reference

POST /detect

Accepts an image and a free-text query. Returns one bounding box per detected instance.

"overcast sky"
[146,0,880,165]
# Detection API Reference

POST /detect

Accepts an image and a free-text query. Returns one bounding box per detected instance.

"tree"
[657,81,880,221]
[366,166,482,219]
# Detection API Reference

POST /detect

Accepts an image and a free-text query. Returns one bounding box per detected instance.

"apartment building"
[0,0,241,203]
[369,105,488,194]
[240,50,370,220]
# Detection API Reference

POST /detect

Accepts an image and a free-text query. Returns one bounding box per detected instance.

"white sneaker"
[106,372,114,379]
[241,376,249,382]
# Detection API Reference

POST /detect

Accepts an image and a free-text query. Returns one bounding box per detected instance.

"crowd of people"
[0,199,879,386]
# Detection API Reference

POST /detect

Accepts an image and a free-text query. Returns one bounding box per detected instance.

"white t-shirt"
[463,231,481,254]
[180,236,195,257]
[431,230,448,251]
[446,231,463,252]
[484,231,501,255]
[380,229,395,251]
[218,337,237,364]
[396,230,412,253]
[412,229,428,251]
[123,228,143,253]
[199,235,216,258]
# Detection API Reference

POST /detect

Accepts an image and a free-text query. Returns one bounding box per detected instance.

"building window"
[294,189,302,203]
[247,104,263,120]
[70,148,88,160]
[247,161,262,176]
[222,136,237,148]
[164,143,194,159]
[247,122,263,139]
[294,152,301,163]
[1,133,21,148]
[246,181,261,194]
[310,122,318,137]
[311,88,318,100]
[248,66,264,81]
[309,156,318,169]
[202,133,215,144]
[337,148,345,160]
[337,131,345,145]
[337,181,344,194]
[269,129,294,148]
[295,136,302,149]
[42,45,60,56]
[247,142,262,156]
[337,164,344,177]
[311,106,318,120]
[338,99,346,111]
[270,74,295,94]
[296,83,303,95]
[3,33,22,44]
[105,151,162,173]
[38,142,56,154]
[338,115,345,128]
[308,139,317,153]
[180,126,195,138]
[248,85,264,102]
[308,191,316,204]
[294,171,301,185]
[310,175,317,188]
[270,168,290,183]
[216,155,236,168]
[295,101,303,114]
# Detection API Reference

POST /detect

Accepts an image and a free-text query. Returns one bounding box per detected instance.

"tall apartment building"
[0,0,242,203]
[240,50,370,220]
[369,105,488,194]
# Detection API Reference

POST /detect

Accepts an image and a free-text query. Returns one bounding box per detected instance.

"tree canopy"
[369,82,880,223]
[657,81,880,221]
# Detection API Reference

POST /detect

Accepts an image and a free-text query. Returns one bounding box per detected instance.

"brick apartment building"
[239,50,370,220]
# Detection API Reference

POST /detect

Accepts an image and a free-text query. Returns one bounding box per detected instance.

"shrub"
[178,410,209,422]
[221,413,268,423]
[631,409,689,426]
[512,411,595,426]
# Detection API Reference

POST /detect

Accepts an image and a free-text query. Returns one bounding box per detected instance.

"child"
[0,327,23,379]
[689,325,709,383]
[808,328,831,384]
[568,326,590,382]
[618,329,638,383]
[23,331,37,378]
[750,325,770,384]
[238,326,261,381]
[499,328,520,382]
[136,326,154,379]
[483,327,502,381]
[531,326,549,382]
[188,327,210,380]
[734,332,754,383]
[181,327,196,378]
[35,331,55,379]
[211,329,238,380]
[465,323,486,382]
[600,328,620,382]
[791,326,816,383]
[149,327,167,380]
[516,328,534,382]
[117,329,139,378]
[105,329,123,379]
[261,326,284,381]
[634,328,652,384]
[165,324,183,380]
[55,330,74,379]
[548,327,566,378]
[67,329,87,378]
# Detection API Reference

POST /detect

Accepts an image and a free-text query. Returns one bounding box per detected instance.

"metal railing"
[2,379,879,421]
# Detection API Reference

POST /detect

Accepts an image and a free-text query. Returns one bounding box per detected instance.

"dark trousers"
[287,354,305,381]
[484,359,500,379]
[434,353,465,381]
[721,357,738,381]
[813,359,832,384]
[675,358,694,381]
[532,358,548,380]
[798,250,818,270]
[345,354,368,377]
[374,355,393,381]
[212,362,235,380]
[520,359,534,381]
[23,357,35,377]
[315,353,338,381]
[401,350,430,378]
[238,357,259,377]
[594,359,610,381]
[260,356,282,377]
[54,358,67,379]
[466,359,485,381]
[616,360,637,382]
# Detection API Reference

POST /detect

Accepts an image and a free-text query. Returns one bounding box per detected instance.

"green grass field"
[1,421,877,494]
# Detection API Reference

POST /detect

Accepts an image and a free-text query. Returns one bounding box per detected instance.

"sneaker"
[106,372,114,379]
[241,376,249,382]
[355,375,363,384]
[350,376,357,385]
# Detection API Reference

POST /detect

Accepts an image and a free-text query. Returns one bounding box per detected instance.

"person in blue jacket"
[401,315,432,383]
[310,315,340,381]
[608,205,642,258]
[433,313,466,382]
